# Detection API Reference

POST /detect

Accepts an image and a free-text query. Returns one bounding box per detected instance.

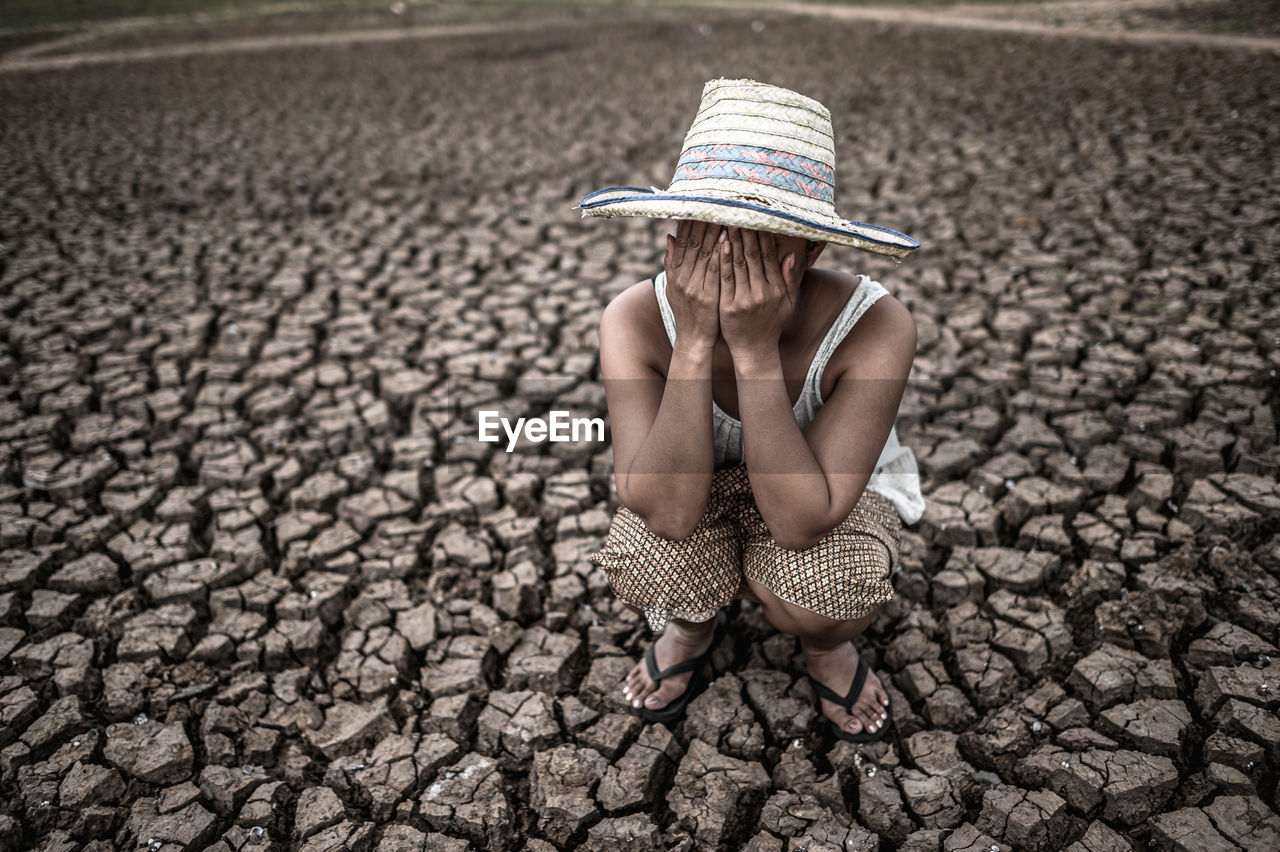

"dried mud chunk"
[422,635,498,698]
[931,559,986,608]
[9,631,92,681]
[25,589,80,633]
[898,767,964,830]
[987,590,1072,674]
[377,826,452,851]
[116,602,197,662]
[429,522,494,572]
[331,626,414,700]
[305,696,396,759]
[1194,660,1280,717]
[1185,621,1277,670]
[683,673,767,761]
[504,626,584,694]
[1201,794,1280,850]
[1020,745,1178,825]
[476,689,561,765]
[422,693,482,743]
[743,669,815,744]
[667,738,770,848]
[199,764,265,816]
[1149,807,1238,852]
[328,732,463,821]
[1212,699,1280,763]
[998,477,1085,529]
[1062,819,1136,852]
[1061,560,1126,610]
[586,814,662,851]
[596,724,682,813]
[125,798,218,851]
[394,600,437,652]
[530,743,608,845]
[103,719,194,785]
[918,481,999,548]
[954,643,1021,710]
[295,786,345,840]
[578,653,635,715]
[973,784,1071,852]
[1096,698,1192,758]
[491,560,543,622]
[143,558,249,605]
[297,820,376,852]
[419,752,513,850]
[576,712,642,761]
[46,553,122,596]
[1094,590,1190,658]
[856,765,912,844]
[1067,642,1178,712]
[1180,479,1261,537]
[261,618,326,668]
[58,760,125,809]
[956,546,1059,594]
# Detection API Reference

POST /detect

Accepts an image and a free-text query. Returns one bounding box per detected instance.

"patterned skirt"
[586,465,902,633]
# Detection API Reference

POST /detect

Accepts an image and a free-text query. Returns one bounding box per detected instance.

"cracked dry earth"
[0,10,1278,852]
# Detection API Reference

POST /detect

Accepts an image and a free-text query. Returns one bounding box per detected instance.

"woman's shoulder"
[601,276,664,330]
[597,277,671,370]
[808,267,916,381]
[807,267,912,325]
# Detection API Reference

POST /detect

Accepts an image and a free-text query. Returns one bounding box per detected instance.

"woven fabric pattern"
[587,465,900,633]
[679,143,835,185]
[672,161,833,203]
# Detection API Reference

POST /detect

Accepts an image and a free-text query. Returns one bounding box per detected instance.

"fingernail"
[722,242,729,255]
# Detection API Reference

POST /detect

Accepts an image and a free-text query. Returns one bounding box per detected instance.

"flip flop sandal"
[807,652,893,744]
[636,608,729,724]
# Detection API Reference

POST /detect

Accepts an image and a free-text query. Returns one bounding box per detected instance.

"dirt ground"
[0,4,1278,851]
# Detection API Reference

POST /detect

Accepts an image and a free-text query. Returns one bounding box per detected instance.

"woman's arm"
[598,221,725,540]
[733,302,915,549]
[719,228,917,550]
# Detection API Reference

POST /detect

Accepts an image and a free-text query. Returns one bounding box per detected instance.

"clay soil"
[0,6,1278,851]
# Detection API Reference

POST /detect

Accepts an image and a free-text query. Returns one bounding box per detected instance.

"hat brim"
[577,186,920,259]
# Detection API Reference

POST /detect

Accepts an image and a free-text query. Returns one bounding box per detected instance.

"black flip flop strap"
[645,641,702,683]
[809,655,870,712]
[644,610,727,684]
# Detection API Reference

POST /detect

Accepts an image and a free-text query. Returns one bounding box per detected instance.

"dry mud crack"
[0,6,1278,852]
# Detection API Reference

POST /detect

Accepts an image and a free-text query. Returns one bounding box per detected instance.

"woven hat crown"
[668,78,839,217]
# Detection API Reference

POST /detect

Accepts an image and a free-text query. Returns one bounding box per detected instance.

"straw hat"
[576,78,920,259]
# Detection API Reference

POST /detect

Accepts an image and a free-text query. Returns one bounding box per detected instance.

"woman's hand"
[717,227,801,359]
[664,220,724,350]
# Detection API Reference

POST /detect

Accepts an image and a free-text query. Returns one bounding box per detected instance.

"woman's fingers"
[718,227,735,307]
[758,231,788,302]
[693,224,721,283]
[740,228,764,298]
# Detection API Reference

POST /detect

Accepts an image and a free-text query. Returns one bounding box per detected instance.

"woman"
[580,79,925,743]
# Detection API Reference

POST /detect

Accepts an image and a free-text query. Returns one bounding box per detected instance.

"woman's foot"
[802,638,891,737]
[623,617,719,711]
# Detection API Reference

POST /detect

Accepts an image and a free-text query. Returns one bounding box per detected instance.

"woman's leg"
[743,577,891,737]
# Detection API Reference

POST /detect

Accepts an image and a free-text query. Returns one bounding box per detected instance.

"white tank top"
[653,270,926,526]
